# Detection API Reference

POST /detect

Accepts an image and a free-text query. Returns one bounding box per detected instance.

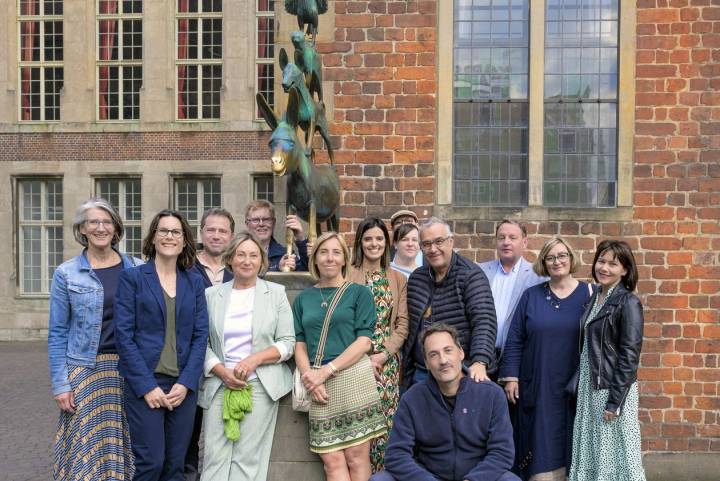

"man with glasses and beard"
[401,218,497,390]
[243,200,309,272]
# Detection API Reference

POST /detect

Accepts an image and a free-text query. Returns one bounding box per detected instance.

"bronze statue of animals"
[279,47,333,163]
[285,0,328,40]
[256,91,339,242]
[291,31,323,101]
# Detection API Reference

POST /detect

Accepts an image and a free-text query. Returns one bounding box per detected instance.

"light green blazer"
[197,278,295,408]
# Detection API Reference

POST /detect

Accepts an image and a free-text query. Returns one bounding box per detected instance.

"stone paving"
[0,342,55,481]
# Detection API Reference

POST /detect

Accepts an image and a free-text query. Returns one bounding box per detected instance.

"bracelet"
[327,362,339,377]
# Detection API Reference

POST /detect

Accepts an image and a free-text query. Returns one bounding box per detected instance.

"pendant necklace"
[545,282,560,310]
[319,287,331,308]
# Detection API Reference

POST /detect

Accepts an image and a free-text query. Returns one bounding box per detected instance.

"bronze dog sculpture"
[279,47,333,162]
[256,90,339,242]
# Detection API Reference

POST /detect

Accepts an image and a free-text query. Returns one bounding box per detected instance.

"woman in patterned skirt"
[48,198,140,480]
[570,240,646,481]
[349,217,409,471]
[293,232,386,481]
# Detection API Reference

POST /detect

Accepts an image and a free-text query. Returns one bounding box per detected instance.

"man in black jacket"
[402,217,497,390]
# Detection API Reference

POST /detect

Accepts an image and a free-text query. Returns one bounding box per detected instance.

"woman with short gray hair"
[48,197,141,481]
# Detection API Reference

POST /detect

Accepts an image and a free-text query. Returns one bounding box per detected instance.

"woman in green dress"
[570,240,646,481]
[348,217,409,472]
[293,232,386,481]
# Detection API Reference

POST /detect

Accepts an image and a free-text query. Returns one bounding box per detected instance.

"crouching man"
[371,324,519,481]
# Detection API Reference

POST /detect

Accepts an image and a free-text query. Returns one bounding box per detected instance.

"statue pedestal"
[265,272,326,481]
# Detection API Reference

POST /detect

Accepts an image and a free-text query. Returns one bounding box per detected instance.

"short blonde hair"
[222,232,269,277]
[533,236,581,277]
[309,232,350,281]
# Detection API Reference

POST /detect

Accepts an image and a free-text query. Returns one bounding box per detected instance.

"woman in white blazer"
[198,232,295,481]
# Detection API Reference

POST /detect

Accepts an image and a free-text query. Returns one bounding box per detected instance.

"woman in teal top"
[293,232,386,481]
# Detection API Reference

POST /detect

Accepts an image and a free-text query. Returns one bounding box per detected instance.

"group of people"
[48,198,646,481]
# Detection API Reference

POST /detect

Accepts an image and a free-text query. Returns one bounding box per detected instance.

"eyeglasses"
[544,252,570,264]
[393,218,417,227]
[246,217,274,226]
[85,219,114,229]
[420,236,452,251]
[157,228,184,238]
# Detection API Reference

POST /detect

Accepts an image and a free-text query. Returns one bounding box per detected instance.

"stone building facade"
[0,0,717,469]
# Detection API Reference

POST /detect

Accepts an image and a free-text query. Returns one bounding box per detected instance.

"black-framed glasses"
[246,217,274,226]
[544,252,570,264]
[420,235,452,251]
[157,228,183,238]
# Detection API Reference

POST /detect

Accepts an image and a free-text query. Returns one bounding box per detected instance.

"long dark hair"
[591,239,638,291]
[142,210,197,270]
[351,217,391,269]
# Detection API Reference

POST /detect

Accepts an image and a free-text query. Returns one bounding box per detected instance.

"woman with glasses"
[348,218,409,471]
[293,232,386,481]
[48,198,141,481]
[115,210,209,481]
[390,223,422,279]
[569,240,646,481]
[499,237,592,481]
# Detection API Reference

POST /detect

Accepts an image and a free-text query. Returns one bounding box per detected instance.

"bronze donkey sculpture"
[279,47,333,163]
[256,90,339,243]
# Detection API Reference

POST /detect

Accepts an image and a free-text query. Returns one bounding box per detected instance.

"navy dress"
[499,282,592,480]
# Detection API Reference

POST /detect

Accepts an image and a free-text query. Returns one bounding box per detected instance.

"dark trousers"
[125,375,198,481]
[183,406,204,475]
[370,470,521,481]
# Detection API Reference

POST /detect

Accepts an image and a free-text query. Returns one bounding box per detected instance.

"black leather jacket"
[581,283,644,415]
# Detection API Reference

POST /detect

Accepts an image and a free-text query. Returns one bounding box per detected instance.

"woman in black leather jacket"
[569,240,647,481]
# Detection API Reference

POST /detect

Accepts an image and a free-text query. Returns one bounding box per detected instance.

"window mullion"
[528,0,545,207]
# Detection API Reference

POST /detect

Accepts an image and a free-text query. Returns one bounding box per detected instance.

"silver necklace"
[318,287,332,308]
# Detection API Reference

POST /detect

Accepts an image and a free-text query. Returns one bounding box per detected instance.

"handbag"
[292,282,351,412]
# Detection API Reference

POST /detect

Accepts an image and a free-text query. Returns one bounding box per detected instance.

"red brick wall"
[0,131,270,162]
[320,0,437,233]
[327,1,720,453]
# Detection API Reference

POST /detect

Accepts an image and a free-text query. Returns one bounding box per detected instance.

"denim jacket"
[48,249,143,395]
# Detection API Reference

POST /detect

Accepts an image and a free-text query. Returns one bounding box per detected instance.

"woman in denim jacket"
[48,198,142,481]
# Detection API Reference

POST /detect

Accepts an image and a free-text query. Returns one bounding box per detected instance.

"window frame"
[171,175,222,239]
[253,173,275,203]
[436,0,635,219]
[175,1,224,122]
[95,0,143,122]
[255,0,275,120]
[94,176,143,258]
[17,0,64,123]
[15,177,64,297]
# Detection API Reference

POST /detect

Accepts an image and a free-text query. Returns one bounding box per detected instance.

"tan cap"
[390,209,418,226]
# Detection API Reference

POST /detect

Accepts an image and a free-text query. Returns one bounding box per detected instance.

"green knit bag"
[222,384,253,441]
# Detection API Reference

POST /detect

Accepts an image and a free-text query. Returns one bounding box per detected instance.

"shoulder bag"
[292,282,351,412]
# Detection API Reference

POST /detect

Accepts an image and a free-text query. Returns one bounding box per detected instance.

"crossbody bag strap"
[312,282,351,368]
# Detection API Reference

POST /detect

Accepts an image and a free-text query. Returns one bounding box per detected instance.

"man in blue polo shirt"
[371,324,519,481]
[244,200,309,272]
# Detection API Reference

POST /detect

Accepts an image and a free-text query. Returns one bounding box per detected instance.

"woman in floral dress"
[570,240,646,481]
[349,217,409,472]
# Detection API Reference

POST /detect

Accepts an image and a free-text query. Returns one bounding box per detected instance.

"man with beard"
[185,208,235,480]
[371,324,518,481]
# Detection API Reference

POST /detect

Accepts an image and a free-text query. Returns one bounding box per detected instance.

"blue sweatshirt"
[385,375,514,481]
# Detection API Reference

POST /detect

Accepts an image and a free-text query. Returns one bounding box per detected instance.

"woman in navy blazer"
[115,210,209,481]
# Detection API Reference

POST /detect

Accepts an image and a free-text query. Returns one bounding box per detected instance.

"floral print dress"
[570,285,646,481]
[366,270,401,472]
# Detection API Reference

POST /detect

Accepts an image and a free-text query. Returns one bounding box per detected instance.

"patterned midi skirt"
[53,354,134,481]
[308,355,387,454]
